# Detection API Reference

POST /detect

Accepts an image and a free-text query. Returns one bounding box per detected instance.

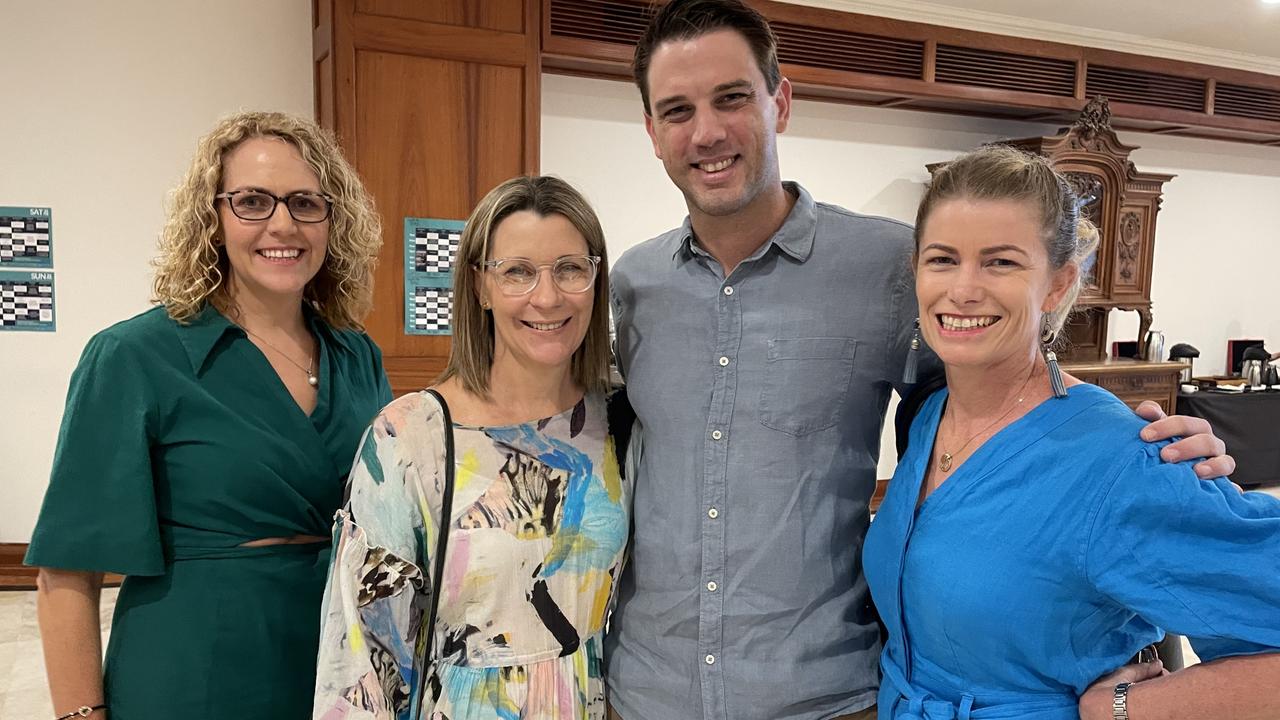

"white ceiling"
[920,0,1280,58]
[810,0,1280,73]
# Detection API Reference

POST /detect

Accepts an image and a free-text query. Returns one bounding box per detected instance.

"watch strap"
[1112,681,1132,720]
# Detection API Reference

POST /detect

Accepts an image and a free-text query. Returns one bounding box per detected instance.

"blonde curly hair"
[151,111,381,329]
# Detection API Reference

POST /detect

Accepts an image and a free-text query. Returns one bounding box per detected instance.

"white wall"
[541,73,1280,478]
[0,0,314,542]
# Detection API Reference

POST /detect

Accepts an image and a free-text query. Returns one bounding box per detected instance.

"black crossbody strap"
[418,388,455,713]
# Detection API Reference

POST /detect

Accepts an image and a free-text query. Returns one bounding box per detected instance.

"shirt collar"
[175,303,238,374]
[672,181,817,265]
[175,302,352,375]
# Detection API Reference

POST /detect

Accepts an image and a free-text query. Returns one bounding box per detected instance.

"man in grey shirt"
[605,2,1233,719]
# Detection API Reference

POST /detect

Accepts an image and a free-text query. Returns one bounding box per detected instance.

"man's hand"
[1134,401,1236,479]
[1078,659,1164,720]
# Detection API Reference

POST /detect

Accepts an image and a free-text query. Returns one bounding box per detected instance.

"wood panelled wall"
[313,0,541,396]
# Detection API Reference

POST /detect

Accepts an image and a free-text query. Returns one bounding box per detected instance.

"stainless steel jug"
[1143,330,1165,362]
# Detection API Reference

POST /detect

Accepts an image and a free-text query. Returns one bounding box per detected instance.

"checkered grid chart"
[412,287,453,333]
[1,278,53,327]
[413,227,461,273]
[0,215,52,265]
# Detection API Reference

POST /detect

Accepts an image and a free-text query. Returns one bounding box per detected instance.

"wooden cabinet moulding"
[352,14,528,67]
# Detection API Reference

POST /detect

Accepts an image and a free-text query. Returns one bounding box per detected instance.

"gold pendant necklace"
[938,365,1038,473]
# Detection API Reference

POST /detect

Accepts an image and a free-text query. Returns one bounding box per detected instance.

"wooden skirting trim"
[0,543,122,591]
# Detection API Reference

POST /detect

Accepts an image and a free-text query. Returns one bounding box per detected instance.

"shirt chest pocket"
[759,337,857,436]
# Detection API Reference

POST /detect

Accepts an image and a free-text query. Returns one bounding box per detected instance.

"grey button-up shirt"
[607,183,932,720]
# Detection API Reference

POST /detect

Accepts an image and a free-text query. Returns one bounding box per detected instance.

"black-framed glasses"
[215,190,333,223]
[479,255,601,295]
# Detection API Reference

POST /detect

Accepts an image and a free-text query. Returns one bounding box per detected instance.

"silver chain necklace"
[241,326,318,388]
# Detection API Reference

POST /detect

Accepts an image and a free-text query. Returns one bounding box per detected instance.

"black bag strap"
[606,387,635,478]
[894,372,947,460]
[418,388,455,711]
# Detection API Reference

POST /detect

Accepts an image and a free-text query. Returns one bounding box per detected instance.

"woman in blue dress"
[863,145,1280,720]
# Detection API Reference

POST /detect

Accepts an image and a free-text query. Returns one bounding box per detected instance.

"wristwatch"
[1112,682,1132,720]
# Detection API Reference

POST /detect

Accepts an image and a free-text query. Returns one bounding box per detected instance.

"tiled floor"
[2,484,1275,717]
[0,588,116,719]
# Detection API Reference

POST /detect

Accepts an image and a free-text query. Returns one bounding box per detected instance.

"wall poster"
[0,270,55,332]
[403,217,463,336]
[0,206,53,268]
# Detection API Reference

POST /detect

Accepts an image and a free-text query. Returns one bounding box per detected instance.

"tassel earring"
[903,318,921,385]
[1042,320,1067,398]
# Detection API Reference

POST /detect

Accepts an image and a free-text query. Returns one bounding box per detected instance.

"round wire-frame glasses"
[479,255,601,296]
[215,190,333,223]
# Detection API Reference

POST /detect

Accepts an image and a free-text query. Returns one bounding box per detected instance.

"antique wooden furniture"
[926,99,1187,410]
[994,98,1187,411]
[1004,98,1173,363]
[1061,357,1186,414]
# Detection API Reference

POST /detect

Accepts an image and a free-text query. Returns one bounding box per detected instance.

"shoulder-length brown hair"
[439,176,611,397]
[151,110,382,329]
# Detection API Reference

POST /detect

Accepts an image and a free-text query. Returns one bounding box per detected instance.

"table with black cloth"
[1177,390,1280,487]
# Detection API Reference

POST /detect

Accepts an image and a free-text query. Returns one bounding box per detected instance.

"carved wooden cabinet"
[1004,98,1186,409]
[1005,98,1173,363]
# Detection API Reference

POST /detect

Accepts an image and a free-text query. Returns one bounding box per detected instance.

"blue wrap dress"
[864,383,1280,720]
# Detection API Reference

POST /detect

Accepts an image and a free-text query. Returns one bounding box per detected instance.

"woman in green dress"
[26,111,392,720]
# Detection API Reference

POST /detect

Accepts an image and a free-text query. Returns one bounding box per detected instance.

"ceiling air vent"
[1214,82,1280,123]
[548,0,650,47]
[935,45,1075,97]
[772,22,924,79]
[1086,65,1205,113]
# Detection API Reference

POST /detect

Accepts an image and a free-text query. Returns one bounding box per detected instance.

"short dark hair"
[633,0,782,115]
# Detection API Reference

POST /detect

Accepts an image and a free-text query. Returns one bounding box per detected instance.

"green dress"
[25,304,392,720]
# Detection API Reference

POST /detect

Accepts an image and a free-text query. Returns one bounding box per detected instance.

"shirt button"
[705,654,716,665]
[707,580,718,592]
[708,507,719,519]
[718,356,729,366]
[723,286,734,296]
[711,430,723,440]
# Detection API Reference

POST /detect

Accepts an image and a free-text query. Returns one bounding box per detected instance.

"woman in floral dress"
[314,176,630,720]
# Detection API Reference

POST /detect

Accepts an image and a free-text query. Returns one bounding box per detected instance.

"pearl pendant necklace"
[241,325,319,390]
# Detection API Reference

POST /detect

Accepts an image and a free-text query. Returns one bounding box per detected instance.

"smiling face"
[480,210,595,377]
[218,136,328,308]
[916,198,1077,373]
[643,29,791,221]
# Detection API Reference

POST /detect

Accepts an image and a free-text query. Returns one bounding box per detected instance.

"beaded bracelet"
[55,705,106,720]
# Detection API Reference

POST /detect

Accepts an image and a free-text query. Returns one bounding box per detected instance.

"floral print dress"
[313,390,630,720]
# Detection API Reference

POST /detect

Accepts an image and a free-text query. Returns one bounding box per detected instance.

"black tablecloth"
[1177,391,1280,487]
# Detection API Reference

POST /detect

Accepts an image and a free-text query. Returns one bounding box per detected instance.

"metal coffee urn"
[1168,343,1199,384]
[1242,346,1269,387]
